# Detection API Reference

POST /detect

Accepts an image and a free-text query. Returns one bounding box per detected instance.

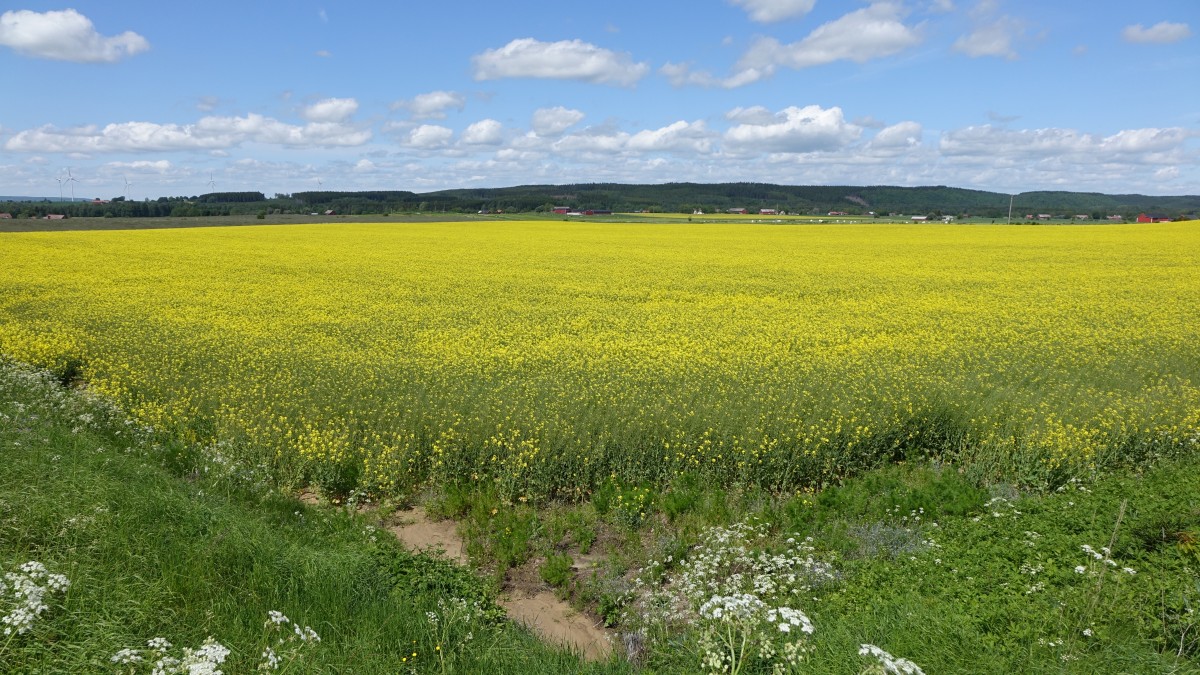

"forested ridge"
[4,182,1198,219]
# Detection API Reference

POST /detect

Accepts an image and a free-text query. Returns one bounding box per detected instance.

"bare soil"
[386,507,614,660]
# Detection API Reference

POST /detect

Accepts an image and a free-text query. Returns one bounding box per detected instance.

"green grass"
[0,358,627,673]
[2,354,1198,673]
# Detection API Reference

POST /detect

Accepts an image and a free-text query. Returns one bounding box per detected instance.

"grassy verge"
[438,458,1200,673]
[0,358,625,673]
[2,353,1196,673]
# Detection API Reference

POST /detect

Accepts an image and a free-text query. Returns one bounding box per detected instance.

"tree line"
[3,183,1197,220]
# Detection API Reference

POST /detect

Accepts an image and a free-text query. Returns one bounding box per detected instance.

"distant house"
[1037,214,1052,220]
[759,208,777,215]
[911,215,928,221]
[1074,214,1090,220]
[727,208,747,214]
[1106,215,1124,221]
[91,199,109,205]
[45,214,66,220]
[828,211,848,216]
[0,213,11,219]
[552,206,570,214]
[1137,213,1172,223]
[324,210,336,216]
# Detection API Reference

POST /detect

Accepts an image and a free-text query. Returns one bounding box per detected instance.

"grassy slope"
[1,361,1197,673]
[0,359,625,674]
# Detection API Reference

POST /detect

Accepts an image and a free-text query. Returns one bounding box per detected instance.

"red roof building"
[1136,213,1172,223]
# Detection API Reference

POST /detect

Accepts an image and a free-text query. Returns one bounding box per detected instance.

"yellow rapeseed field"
[2,221,1198,499]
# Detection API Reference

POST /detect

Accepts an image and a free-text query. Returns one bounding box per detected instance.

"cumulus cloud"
[393,91,467,119]
[532,107,585,136]
[302,98,359,123]
[0,9,149,63]
[1122,22,1192,44]
[870,121,923,149]
[539,120,713,158]
[472,38,649,86]
[728,0,816,23]
[4,114,371,153]
[726,3,923,86]
[939,124,1194,160]
[724,105,863,154]
[627,121,714,153]
[461,119,504,145]
[406,124,454,148]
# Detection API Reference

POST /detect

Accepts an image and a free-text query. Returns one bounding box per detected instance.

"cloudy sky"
[1,1,1196,199]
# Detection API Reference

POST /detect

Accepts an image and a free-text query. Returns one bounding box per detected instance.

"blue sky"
[1,1,1196,199]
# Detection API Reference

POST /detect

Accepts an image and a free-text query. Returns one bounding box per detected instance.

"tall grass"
[0,358,625,673]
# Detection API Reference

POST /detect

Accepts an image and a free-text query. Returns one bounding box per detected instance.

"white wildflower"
[859,643,925,674]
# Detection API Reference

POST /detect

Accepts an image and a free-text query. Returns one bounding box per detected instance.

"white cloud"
[1153,166,1180,181]
[0,9,149,63]
[627,121,714,153]
[472,38,649,86]
[104,160,172,173]
[532,107,585,136]
[4,114,371,153]
[393,91,467,119]
[315,49,332,58]
[939,124,1194,161]
[727,3,923,86]
[728,0,816,23]
[725,106,779,125]
[724,105,863,154]
[953,16,1025,59]
[870,121,923,149]
[302,98,359,123]
[406,124,454,148]
[539,120,715,158]
[461,119,504,145]
[1122,22,1192,45]
[551,131,631,156]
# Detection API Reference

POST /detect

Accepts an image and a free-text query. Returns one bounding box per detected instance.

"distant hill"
[3,184,1198,219]
[0,196,89,203]
[415,183,1200,218]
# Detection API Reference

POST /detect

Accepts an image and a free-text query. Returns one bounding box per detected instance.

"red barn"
[1136,213,1172,223]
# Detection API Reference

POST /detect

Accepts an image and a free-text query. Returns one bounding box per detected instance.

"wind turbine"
[207,172,216,192]
[123,176,133,199]
[55,175,64,202]
[65,168,79,202]
[316,177,323,190]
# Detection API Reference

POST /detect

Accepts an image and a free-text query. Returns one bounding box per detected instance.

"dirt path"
[387,508,613,660]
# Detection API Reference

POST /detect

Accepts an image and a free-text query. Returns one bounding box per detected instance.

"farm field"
[3,219,1200,672]
[2,220,1199,500]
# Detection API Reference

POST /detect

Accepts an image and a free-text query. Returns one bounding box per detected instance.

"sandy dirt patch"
[387,507,613,660]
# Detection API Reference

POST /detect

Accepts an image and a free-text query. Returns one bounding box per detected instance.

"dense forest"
[3,183,1198,219]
